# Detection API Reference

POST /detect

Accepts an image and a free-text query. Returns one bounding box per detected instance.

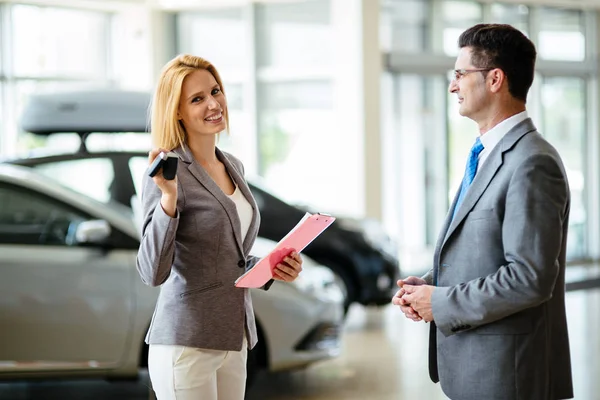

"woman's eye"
[191,96,202,103]
[212,88,221,95]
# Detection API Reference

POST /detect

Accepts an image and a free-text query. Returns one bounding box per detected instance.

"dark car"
[7,89,401,312]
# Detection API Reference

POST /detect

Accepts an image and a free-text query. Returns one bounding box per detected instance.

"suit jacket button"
[238,260,245,268]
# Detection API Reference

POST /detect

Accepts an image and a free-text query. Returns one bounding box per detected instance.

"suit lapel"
[217,148,260,255]
[443,148,503,243]
[174,144,245,254]
[440,118,537,248]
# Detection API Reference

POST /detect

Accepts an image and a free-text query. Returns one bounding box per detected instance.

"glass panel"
[381,73,447,274]
[256,0,332,68]
[256,80,335,209]
[541,77,587,259]
[442,1,483,56]
[380,0,430,53]
[0,83,5,156]
[85,133,151,153]
[490,3,529,36]
[32,159,115,203]
[177,9,247,72]
[217,84,257,175]
[11,5,109,79]
[129,156,148,199]
[0,184,87,245]
[538,8,585,61]
[447,88,480,203]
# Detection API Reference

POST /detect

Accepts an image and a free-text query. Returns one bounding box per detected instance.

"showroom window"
[176,0,337,211]
[382,0,598,269]
[255,0,332,69]
[380,0,430,53]
[177,8,258,174]
[441,1,483,55]
[541,77,587,258]
[490,3,529,36]
[537,7,585,62]
[0,4,111,156]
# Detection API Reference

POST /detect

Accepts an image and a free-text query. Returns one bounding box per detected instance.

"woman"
[136,54,303,400]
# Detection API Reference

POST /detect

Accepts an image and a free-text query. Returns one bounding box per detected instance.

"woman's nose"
[207,96,219,109]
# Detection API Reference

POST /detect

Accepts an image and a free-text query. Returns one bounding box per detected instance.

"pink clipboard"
[235,212,336,288]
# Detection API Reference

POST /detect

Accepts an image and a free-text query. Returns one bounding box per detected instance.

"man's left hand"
[273,251,303,282]
[401,284,435,322]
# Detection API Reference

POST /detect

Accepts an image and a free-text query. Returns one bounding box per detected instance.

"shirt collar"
[479,111,529,151]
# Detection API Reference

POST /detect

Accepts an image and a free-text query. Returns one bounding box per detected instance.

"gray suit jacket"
[424,119,573,400]
[136,145,263,351]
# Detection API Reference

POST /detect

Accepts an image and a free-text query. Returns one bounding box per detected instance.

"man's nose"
[448,80,458,94]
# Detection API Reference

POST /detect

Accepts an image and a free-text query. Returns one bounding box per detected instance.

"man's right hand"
[392,276,427,322]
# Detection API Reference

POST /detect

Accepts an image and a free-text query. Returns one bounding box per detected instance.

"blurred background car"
[6,89,402,314]
[0,163,343,387]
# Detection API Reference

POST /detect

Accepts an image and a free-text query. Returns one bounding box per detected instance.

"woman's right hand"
[149,148,178,217]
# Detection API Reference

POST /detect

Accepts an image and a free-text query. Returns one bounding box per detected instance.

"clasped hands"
[391,276,434,322]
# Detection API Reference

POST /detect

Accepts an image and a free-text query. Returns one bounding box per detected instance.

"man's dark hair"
[458,24,536,102]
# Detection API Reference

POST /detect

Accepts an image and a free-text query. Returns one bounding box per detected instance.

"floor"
[248,284,600,400]
[1,267,599,400]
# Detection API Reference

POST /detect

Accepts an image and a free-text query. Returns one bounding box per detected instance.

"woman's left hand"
[273,251,303,282]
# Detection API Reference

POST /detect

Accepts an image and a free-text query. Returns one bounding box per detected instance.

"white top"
[478,111,529,170]
[227,186,253,243]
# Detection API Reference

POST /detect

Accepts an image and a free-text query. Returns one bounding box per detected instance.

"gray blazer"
[136,145,263,351]
[425,119,573,400]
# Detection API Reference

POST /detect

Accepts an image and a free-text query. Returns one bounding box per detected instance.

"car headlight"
[292,261,345,304]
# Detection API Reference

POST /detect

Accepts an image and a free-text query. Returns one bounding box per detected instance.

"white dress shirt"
[477,110,529,170]
[228,185,253,243]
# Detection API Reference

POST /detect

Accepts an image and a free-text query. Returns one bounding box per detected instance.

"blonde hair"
[149,54,229,150]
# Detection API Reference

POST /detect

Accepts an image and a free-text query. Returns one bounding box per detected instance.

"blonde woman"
[136,54,303,400]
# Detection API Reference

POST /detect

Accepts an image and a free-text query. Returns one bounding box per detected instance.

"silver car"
[0,163,344,382]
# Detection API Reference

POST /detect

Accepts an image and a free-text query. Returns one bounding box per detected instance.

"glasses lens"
[447,70,458,82]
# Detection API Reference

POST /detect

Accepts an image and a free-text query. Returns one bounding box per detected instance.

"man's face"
[448,47,490,120]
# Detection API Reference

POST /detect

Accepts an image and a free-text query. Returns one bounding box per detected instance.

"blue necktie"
[452,137,484,220]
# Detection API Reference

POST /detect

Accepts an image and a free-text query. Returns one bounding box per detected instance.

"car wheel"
[327,267,356,316]
[246,346,260,390]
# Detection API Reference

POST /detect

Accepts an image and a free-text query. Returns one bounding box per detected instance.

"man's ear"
[489,69,505,94]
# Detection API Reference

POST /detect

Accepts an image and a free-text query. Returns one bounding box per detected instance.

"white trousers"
[148,336,247,400]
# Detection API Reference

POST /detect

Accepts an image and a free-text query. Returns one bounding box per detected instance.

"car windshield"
[19,132,150,159]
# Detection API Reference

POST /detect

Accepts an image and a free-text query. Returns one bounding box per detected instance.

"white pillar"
[331,0,382,220]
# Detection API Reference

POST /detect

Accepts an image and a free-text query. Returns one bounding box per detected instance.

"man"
[393,24,573,400]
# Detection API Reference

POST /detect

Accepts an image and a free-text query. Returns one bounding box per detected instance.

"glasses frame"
[449,68,495,82]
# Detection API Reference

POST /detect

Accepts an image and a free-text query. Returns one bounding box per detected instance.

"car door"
[0,182,134,373]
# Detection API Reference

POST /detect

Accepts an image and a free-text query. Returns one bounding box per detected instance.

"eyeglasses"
[448,68,494,82]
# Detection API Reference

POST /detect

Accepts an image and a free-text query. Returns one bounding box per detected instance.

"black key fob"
[148,151,178,180]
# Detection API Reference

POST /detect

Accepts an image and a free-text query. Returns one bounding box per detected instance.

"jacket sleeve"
[431,153,569,336]
[422,269,434,285]
[135,174,181,287]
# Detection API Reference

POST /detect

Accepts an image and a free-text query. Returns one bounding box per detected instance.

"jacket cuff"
[432,286,458,337]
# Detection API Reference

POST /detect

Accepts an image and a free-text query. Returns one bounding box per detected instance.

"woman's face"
[178,69,227,136]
